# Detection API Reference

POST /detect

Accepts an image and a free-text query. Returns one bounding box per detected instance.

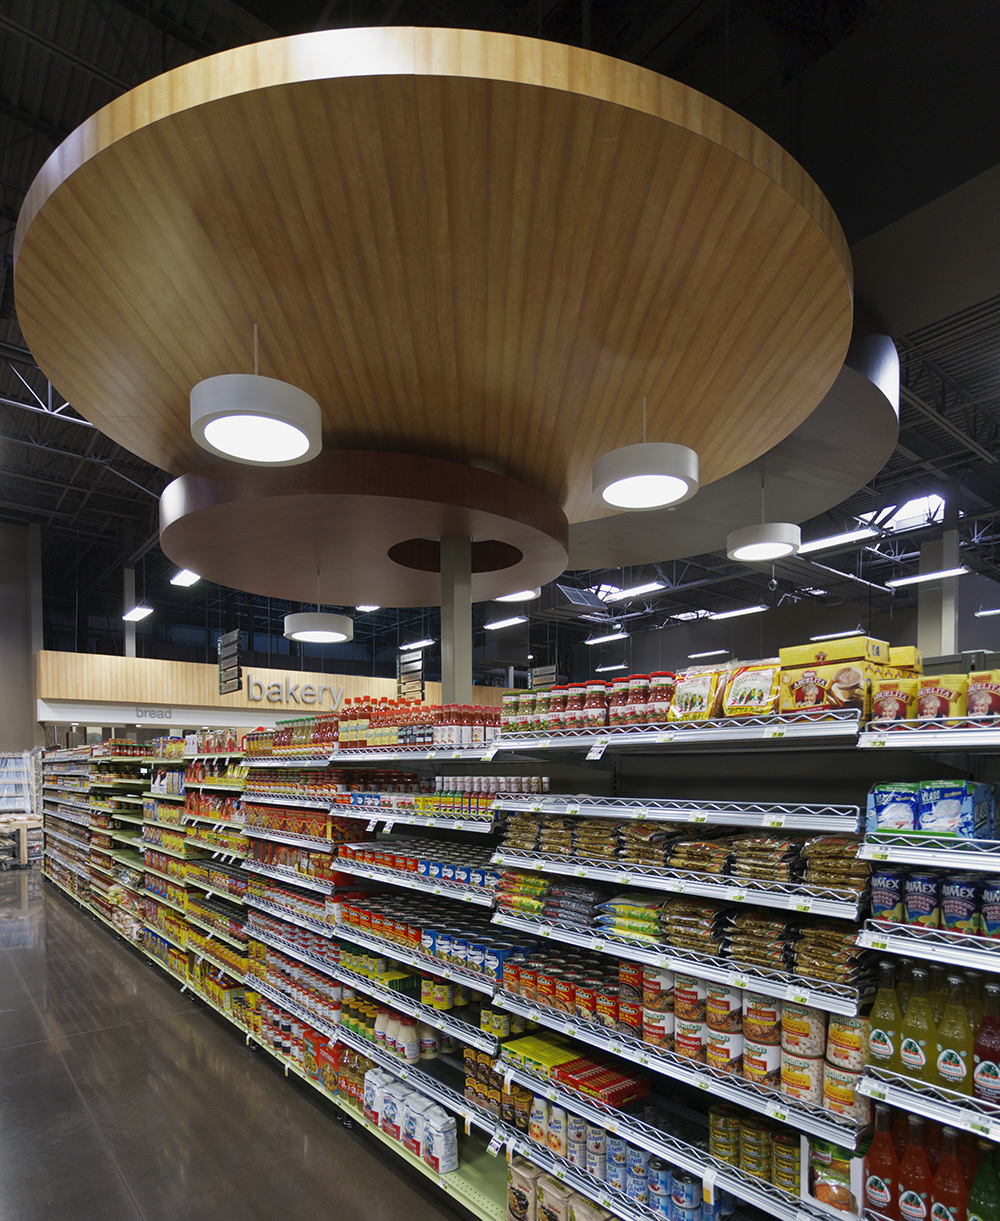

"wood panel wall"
[35,651,504,710]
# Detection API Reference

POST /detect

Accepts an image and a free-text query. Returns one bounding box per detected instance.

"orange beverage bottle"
[894,1111,911,1160]
[866,1103,901,1220]
[932,1126,969,1221]
[973,983,1000,1104]
[900,1115,935,1221]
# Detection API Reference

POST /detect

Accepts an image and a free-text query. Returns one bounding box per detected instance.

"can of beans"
[575,979,600,1019]
[706,983,743,1032]
[826,1015,869,1071]
[781,1002,827,1056]
[742,1038,781,1087]
[596,985,620,1028]
[743,993,781,1044]
[781,1050,824,1104]
[905,873,941,927]
[619,961,643,1002]
[618,1000,643,1037]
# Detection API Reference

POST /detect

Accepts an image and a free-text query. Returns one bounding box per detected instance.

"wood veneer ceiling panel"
[15,28,853,526]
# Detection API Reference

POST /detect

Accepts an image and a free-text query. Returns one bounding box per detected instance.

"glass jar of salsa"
[584,680,608,728]
[626,674,650,725]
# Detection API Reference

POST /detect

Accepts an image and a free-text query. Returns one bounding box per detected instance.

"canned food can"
[674,974,707,1021]
[647,1158,672,1198]
[671,1171,700,1209]
[670,1201,700,1221]
[781,1050,825,1104]
[871,868,906,922]
[567,1114,587,1144]
[706,1030,744,1074]
[586,1150,607,1180]
[826,1015,869,1071]
[587,1123,607,1156]
[607,1134,628,1165]
[626,1171,649,1204]
[706,983,743,1032]
[643,965,675,1012]
[627,1145,651,1176]
[675,1017,707,1061]
[823,1061,872,1124]
[780,1002,827,1056]
[643,1007,675,1049]
[567,1139,587,1168]
[983,882,1000,938]
[606,1161,628,1192]
[743,993,782,1045]
[709,1104,742,1132]
[942,875,981,935]
[905,872,941,928]
[742,1037,782,1087]
[618,1000,643,1037]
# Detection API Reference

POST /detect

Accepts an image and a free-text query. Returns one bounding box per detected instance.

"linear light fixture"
[689,649,729,658]
[707,605,767,621]
[886,566,970,588]
[585,630,630,645]
[602,581,665,602]
[595,661,629,672]
[809,627,863,642]
[797,528,878,554]
[495,588,541,602]
[484,615,528,630]
[122,604,153,622]
[356,605,380,612]
[807,562,893,593]
[671,610,706,622]
[975,607,1000,618]
[399,638,435,651]
[170,569,200,587]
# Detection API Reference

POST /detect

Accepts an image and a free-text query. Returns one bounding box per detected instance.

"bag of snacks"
[722,664,780,717]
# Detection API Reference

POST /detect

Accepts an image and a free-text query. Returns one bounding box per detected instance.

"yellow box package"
[779,661,888,717]
[889,646,923,673]
[779,636,890,668]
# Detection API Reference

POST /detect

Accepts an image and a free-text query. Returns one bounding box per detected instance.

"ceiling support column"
[123,567,136,658]
[917,496,960,658]
[440,535,472,705]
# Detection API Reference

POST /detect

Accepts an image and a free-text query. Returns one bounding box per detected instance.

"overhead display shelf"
[860,832,1000,871]
[860,717,1000,750]
[493,795,861,834]
[338,808,497,834]
[501,1060,847,1220]
[492,711,862,755]
[499,1012,858,1145]
[856,918,1000,974]
[491,912,867,1016]
[857,1068,1000,1142]
[492,851,864,920]
[332,859,497,907]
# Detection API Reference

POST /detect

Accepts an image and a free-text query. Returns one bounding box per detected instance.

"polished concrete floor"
[0,871,460,1221]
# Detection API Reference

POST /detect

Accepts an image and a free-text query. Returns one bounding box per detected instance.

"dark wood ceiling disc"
[158,451,568,607]
[15,27,853,529]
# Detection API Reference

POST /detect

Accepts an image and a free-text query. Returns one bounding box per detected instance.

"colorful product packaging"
[779,636,890,667]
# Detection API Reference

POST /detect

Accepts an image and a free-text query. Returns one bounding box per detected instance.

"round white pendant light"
[495,588,542,602]
[726,522,801,562]
[593,442,699,510]
[283,612,353,643]
[191,374,322,466]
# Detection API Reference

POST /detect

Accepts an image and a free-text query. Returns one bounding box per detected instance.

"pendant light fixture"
[191,325,322,466]
[593,397,699,510]
[283,569,353,643]
[726,478,800,561]
[495,588,542,602]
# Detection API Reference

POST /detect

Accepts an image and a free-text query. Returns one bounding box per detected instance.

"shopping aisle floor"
[0,872,464,1221]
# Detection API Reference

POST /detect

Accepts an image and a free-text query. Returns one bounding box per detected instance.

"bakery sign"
[245,674,344,708]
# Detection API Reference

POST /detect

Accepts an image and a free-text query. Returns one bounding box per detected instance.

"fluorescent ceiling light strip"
[975,607,1000,618]
[399,639,435,650]
[707,605,767,621]
[595,662,628,672]
[602,581,665,602]
[356,605,380,612]
[809,628,863,642]
[170,569,200,586]
[484,616,527,630]
[122,605,153,622]
[797,528,878,554]
[688,649,729,658]
[885,566,970,588]
[585,630,629,645]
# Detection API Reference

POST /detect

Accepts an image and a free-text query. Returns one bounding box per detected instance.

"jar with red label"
[548,687,567,732]
[626,674,650,725]
[583,680,608,728]
[649,672,677,724]
[517,690,535,734]
[565,684,587,729]
[534,690,551,733]
[608,677,630,727]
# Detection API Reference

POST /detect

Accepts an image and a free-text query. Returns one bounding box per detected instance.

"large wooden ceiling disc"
[15,28,853,528]
[158,451,569,607]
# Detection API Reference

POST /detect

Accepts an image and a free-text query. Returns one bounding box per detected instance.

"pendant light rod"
[253,322,259,376]
[643,394,647,444]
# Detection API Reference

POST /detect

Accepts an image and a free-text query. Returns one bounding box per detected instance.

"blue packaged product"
[904,873,940,927]
[607,1134,628,1165]
[455,864,471,885]
[941,875,981,934]
[417,858,431,877]
[720,1191,736,1216]
[465,940,486,970]
[873,783,918,831]
[981,882,1000,938]
[669,1201,700,1221]
[627,1145,651,1176]
[626,1171,649,1204]
[650,1194,671,1219]
[701,1199,720,1221]
[671,1172,700,1209]
[606,1161,628,1191]
[421,929,437,956]
[429,859,444,878]
[451,937,469,966]
[471,868,487,887]
[918,781,975,836]
[648,1159,672,1198]
[871,869,906,922]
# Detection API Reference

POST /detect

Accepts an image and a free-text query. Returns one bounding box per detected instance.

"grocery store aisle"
[0,873,463,1221]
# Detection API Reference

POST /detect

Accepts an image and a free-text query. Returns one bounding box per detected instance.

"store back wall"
[0,523,41,750]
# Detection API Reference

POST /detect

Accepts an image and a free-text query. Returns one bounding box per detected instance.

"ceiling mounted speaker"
[283,612,353,643]
[726,522,801,562]
[593,443,699,510]
[191,374,322,466]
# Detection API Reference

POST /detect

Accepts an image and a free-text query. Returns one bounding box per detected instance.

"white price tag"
[694,1077,711,1090]
[619,873,633,885]
[868,1084,887,1101]
[528,1008,541,1021]
[564,805,580,817]
[766,1101,789,1123]
[688,813,708,823]
[663,879,683,892]
[539,925,552,938]
[762,726,785,739]
[545,1085,558,1102]
[592,940,605,954]
[726,889,747,902]
[969,1120,992,1137]
[701,1167,718,1204]
[451,751,463,760]
[792,897,814,913]
[482,744,500,761]
[503,1067,515,1091]
[433,884,443,895]
[425,818,436,828]
[531,802,543,813]
[586,740,610,761]
[487,1130,505,1157]
[383,820,395,834]
[462,892,474,902]
[867,848,889,860]
[655,732,675,744]
[574,866,588,877]
[598,1193,612,1208]
[610,1042,624,1056]
[494,913,506,925]
[605,1121,618,1136]
[635,1051,650,1066]
[399,1067,408,1080]
[868,937,889,951]
[634,809,649,821]
[554,1166,566,1181]
[563,1022,576,1037]
[763,814,786,828]
[861,735,888,748]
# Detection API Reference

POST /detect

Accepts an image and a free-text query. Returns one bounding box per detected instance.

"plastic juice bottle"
[973,983,1000,1104]
[936,975,974,1095]
[866,1103,901,1220]
[901,967,938,1084]
[932,1127,969,1221]
[929,965,948,1026]
[968,1143,1000,1221]
[900,1115,935,1221]
[967,973,986,1038]
[870,959,905,1074]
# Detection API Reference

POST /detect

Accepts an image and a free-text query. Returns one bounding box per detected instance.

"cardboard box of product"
[889,646,923,672]
[779,636,890,667]
[779,661,888,717]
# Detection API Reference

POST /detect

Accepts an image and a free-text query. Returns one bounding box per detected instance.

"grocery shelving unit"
[859,831,1000,870]
[332,858,497,906]
[856,1068,1000,1141]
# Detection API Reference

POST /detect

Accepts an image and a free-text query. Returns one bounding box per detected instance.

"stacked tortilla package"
[659,896,730,955]
[801,836,871,894]
[792,921,876,987]
[725,912,800,972]
[668,838,733,876]
[729,835,803,885]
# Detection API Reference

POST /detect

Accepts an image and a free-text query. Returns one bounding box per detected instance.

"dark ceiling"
[0,0,998,678]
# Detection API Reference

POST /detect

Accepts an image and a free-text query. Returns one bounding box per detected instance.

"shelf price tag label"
[487,1130,505,1157]
[861,734,888,748]
[655,731,675,744]
[366,818,378,831]
[792,897,814,913]
[494,913,506,925]
[528,1008,541,1022]
[592,940,606,954]
[765,1101,789,1123]
[383,820,395,834]
[574,866,589,878]
[503,1067,515,1091]
[564,805,581,817]
[868,1084,888,1101]
[968,1120,993,1137]
[726,889,747,903]
[867,848,889,861]
[538,925,552,938]
[635,1051,651,1066]
[481,744,501,761]
[562,1022,576,1037]
[688,813,708,823]
[694,1077,711,1090]
[586,739,610,761]
[451,751,463,760]
[619,873,633,886]
[610,1042,624,1056]
[763,814,786,828]
[598,1193,612,1208]
[544,1085,558,1102]
[729,975,750,990]
[605,1120,618,1135]
[663,879,683,892]
[762,726,786,739]
[788,991,813,1007]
